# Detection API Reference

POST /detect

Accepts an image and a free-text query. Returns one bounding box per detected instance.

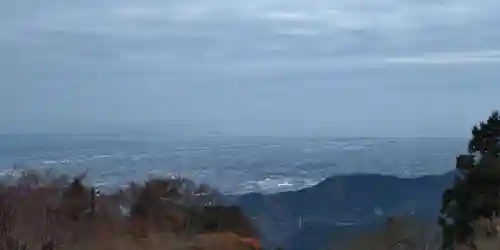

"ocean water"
[0,135,467,194]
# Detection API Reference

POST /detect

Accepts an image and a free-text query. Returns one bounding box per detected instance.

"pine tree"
[439,111,500,249]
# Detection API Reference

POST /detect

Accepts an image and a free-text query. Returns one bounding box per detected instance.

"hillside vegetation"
[0,169,261,250]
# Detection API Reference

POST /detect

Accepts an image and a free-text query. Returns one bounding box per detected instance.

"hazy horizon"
[3,0,500,137]
[0,133,471,140]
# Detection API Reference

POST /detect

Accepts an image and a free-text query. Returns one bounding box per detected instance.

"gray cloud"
[2,0,500,136]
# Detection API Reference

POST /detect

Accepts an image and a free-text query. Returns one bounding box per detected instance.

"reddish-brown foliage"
[0,169,260,250]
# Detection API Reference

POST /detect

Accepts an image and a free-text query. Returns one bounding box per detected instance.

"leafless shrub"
[0,167,259,250]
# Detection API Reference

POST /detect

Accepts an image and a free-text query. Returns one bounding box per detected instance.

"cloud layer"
[2,0,500,136]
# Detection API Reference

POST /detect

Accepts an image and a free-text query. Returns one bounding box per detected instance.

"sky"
[2,0,500,137]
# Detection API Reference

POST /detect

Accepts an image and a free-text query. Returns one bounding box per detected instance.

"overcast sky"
[2,0,500,137]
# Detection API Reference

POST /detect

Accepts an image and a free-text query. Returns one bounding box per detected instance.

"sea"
[0,135,467,195]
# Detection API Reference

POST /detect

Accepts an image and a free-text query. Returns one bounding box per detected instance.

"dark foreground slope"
[231,171,456,250]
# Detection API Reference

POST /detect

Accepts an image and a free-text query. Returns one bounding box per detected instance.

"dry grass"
[337,216,500,250]
[337,217,440,250]
[0,168,260,250]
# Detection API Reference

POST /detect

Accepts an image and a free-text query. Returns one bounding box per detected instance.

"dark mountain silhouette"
[230,171,456,250]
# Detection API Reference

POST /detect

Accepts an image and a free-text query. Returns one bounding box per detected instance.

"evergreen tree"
[439,111,500,249]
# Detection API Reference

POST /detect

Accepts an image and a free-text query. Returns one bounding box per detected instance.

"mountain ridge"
[230,170,457,250]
